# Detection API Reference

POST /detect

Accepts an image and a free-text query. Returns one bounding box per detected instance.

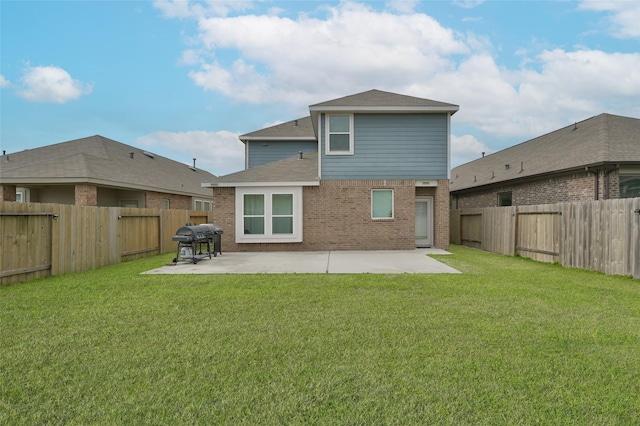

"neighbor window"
[163,198,170,209]
[619,168,640,199]
[16,192,23,203]
[236,187,303,243]
[326,114,354,155]
[372,189,394,219]
[194,200,203,210]
[498,191,512,206]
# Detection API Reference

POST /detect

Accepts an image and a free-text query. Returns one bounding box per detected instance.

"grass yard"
[1,246,639,425]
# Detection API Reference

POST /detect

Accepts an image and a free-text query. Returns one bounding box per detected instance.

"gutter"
[450,161,628,194]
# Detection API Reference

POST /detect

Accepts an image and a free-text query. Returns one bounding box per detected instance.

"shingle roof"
[310,89,459,110]
[210,151,318,186]
[450,113,640,192]
[0,135,217,197]
[240,116,315,140]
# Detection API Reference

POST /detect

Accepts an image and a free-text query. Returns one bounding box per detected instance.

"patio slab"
[143,249,460,274]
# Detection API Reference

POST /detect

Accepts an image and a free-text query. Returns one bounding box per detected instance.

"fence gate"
[0,212,55,284]
[515,210,561,263]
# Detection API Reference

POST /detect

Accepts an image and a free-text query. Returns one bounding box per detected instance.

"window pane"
[244,217,264,234]
[195,200,202,210]
[329,115,349,132]
[330,134,350,152]
[272,194,293,215]
[272,217,293,234]
[244,194,264,215]
[372,190,393,218]
[620,176,640,198]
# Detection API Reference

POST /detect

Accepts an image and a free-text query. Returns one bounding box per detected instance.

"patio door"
[415,196,433,247]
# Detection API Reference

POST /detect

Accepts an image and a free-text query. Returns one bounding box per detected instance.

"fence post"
[634,201,640,279]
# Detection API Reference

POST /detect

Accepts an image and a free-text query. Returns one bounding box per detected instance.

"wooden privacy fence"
[0,201,214,285]
[451,198,640,279]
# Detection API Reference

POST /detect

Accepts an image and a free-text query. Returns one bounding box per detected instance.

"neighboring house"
[450,113,640,209]
[0,135,216,209]
[205,89,458,251]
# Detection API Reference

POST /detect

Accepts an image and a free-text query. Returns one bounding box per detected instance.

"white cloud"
[136,130,245,175]
[386,0,419,14]
[579,0,640,38]
[17,65,92,103]
[453,0,485,9]
[154,0,254,18]
[158,1,640,156]
[0,75,10,88]
[451,134,492,167]
[185,2,467,103]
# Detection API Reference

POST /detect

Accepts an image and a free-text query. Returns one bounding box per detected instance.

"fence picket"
[1,201,214,285]
[452,198,639,278]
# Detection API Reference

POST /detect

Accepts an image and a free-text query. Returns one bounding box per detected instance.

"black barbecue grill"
[172,223,223,264]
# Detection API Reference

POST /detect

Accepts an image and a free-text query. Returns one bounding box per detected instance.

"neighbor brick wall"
[0,185,17,202]
[210,179,450,252]
[75,184,98,206]
[145,191,192,210]
[452,171,609,208]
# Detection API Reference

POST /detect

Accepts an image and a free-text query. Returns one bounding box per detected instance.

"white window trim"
[371,189,394,220]
[235,186,303,243]
[325,113,354,155]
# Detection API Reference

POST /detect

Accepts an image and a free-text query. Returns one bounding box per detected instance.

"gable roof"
[240,116,315,141]
[308,89,458,136]
[206,151,319,187]
[450,113,640,193]
[310,89,459,110]
[0,135,216,197]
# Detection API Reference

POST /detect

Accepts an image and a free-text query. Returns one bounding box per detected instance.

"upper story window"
[326,114,354,155]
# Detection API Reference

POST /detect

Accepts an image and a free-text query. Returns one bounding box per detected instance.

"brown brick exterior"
[452,170,622,208]
[145,191,193,210]
[75,184,98,206]
[211,179,450,252]
[0,185,17,202]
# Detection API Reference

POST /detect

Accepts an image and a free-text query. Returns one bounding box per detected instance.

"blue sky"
[1,0,639,176]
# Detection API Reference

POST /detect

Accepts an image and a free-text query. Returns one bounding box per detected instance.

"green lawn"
[1,246,639,425]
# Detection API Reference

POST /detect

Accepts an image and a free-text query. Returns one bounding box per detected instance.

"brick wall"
[211,179,450,252]
[75,184,98,206]
[451,171,622,208]
[145,191,192,210]
[0,185,17,202]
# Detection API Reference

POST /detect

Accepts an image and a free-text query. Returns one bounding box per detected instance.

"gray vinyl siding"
[321,113,449,179]
[247,140,318,168]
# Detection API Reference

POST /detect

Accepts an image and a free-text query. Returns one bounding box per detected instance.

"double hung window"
[326,114,354,155]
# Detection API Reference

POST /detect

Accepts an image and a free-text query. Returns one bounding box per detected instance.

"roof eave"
[309,105,459,114]
[450,161,633,193]
[239,136,317,142]
[204,181,320,188]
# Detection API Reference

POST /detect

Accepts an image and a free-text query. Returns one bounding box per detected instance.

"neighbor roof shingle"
[450,113,640,192]
[0,135,217,197]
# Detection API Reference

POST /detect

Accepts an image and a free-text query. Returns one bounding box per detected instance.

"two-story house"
[205,90,458,251]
